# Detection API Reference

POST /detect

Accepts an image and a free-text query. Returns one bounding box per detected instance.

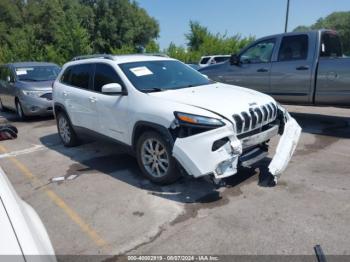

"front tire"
[15,100,26,120]
[136,131,181,185]
[56,112,79,147]
[0,98,6,112]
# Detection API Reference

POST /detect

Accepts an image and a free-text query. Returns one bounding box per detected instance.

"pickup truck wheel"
[136,131,181,185]
[56,112,79,147]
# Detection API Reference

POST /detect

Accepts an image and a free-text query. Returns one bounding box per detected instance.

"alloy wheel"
[141,138,169,178]
[58,116,71,144]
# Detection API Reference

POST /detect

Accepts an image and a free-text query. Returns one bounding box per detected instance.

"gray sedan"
[0,62,60,120]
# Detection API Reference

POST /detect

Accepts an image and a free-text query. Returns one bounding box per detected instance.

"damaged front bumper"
[172,114,301,183]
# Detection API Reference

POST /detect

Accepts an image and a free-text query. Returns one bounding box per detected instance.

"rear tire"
[56,112,79,147]
[136,131,181,185]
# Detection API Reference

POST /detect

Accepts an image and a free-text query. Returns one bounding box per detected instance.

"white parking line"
[0,145,45,159]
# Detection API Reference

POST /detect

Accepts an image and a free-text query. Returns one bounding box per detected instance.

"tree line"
[0,0,159,64]
[0,1,349,65]
[0,0,254,65]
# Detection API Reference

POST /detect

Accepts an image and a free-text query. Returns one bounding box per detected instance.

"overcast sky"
[137,0,350,49]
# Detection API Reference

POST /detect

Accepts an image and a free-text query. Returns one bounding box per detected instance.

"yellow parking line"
[0,145,110,251]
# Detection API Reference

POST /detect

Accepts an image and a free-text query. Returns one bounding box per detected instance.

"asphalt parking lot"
[0,105,349,257]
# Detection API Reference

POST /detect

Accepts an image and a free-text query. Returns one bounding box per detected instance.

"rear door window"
[278,35,308,61]
[62,64,93,90]
[320,32,342,57]
[93,64,124,93]
[214,56,229,63]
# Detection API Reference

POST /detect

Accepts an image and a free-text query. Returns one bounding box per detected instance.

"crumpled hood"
[149,83,276,120]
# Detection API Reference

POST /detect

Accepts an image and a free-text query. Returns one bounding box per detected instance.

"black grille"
[250,108,258,129]
[233,115,243,134]
[241,112,250,132]
[232,102,277,134]
[40,93,52,100]
[262,106,269,121]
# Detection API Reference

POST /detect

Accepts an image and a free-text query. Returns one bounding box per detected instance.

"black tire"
[0,98,6,112]
[136,131,181,185]
[56,112,79,147]
[15,100,27,121]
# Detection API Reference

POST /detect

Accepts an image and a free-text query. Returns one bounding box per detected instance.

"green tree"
[294,11,350,55]
[165,21,254,63]
[93,0,159,53]
[0,0,160,64]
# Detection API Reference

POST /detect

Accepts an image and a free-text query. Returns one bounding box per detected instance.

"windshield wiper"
[19,78,41,82]
[140,88,168,93]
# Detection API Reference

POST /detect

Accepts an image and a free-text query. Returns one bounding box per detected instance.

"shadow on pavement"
[0,110,54,124]
[39,133,269,204]
[291,112,350,139]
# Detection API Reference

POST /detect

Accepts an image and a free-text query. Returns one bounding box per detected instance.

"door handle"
[89,96,97,103]
[296,66,309,71]
[63,91,68,97]
[257,68,269,73]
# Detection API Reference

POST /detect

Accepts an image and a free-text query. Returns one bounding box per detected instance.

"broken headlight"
[174,112,225,127]
[171,112,225,138]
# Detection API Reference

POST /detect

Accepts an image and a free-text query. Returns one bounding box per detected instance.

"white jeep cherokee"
[53,54,301,185]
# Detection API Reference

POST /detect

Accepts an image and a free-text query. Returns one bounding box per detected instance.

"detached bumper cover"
[172,124,241,179]
[268,117,302,182]
[172,116,301,181]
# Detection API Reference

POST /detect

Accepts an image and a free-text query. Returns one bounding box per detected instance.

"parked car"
[0,62,61,120]
[200,30,350,106]
[198,55,230,68]
[0,167,56,260]
[53,54,301,185]
[187,64,200,70]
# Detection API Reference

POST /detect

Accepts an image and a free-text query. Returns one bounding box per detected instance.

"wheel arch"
[132,121,174,151]
[54,102,73,124]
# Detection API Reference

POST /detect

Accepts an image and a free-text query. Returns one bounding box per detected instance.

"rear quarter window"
[199,57,210,64]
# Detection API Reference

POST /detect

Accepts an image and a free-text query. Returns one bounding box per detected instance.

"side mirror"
[230,54,240,66]
[101,83,124,95]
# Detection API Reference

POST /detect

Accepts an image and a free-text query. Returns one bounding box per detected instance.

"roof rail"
[142,53,169,58]
[71,54,115,61]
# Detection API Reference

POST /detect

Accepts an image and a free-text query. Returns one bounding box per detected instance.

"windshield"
[15,66,60,81]
[119,60,212,92]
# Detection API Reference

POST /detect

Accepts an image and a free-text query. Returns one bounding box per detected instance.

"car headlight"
[22,90,46,97]
[174,112,225,127]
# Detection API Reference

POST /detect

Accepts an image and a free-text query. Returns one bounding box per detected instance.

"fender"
[53,102,73,125]
[131,121,174,150]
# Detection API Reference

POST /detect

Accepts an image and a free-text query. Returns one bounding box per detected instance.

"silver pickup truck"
[199,30,350,106]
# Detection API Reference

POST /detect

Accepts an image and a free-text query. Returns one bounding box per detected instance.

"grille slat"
[241,112,251,132]
[262,106,269,122]
[233,115,243,134]
[232,103,277,135]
